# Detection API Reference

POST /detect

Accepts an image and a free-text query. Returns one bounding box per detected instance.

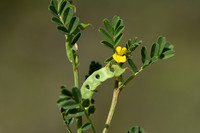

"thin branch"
[103,78,120,133]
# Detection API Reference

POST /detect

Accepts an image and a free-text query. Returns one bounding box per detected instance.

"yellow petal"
[113,53,120,63]
[113,53,127,63]
[119,55,126,63]
[121,47,127,55]
[116,46,122,55]
[116,46,127,55]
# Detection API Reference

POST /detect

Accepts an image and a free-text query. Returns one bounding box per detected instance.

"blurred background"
[0,0,200,133]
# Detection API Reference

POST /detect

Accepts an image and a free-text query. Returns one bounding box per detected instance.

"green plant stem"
[103,66,144,133]
[73,66,82,133]
[58,8,75,133]
[83,109,96,133]
[65,36,82,133]
[76,117,82,133]
[71,52,82,133]
[61,111,72,133]
[73,66,79,87]
[57,3,82,133]
[103,78,120,133]
[66,124,72,133]
[119,66,144,90]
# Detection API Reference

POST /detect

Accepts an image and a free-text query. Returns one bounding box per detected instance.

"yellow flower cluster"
[113,46,127,63]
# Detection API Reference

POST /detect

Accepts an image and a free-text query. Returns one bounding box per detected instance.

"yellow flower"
[113,46,127,63]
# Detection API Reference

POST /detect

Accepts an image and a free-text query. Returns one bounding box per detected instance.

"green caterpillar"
[81,65,126,100]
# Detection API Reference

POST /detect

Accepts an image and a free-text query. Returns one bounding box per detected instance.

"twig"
[103,78,120,133]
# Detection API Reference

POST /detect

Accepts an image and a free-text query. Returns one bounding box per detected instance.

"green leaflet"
[62,7,73,25]
[105,56,113,63]
[99,28,113,43]
[52,17,63,25]
[81,122,92,131]
[72,87,82,103]
[81,65,126,99]
[103,18,113,35]
[79,23,90,30]
[112,16,120,29]
[127,126,145,133]
[68,17,79,34]
[101,41,114,49]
